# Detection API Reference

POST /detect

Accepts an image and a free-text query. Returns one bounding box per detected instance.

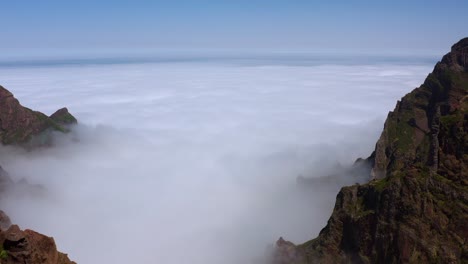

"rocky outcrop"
[273,38,468,263]
[0,224,74,264]
[371,38,468,180]
[0,86,77,263]
[50,108,77,126]
[296,154,374,190]
[0,85,77,146]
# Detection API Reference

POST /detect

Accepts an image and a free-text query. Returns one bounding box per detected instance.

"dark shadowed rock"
[50,107,78,126]
[274,37,468,263]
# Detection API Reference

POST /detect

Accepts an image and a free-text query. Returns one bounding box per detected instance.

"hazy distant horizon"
[0,50,441,69]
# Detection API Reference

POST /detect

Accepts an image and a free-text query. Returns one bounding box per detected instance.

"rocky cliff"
[0,219,75,264]
[0,85,76,146]
[0,85,76,264]
[273,38,468,263]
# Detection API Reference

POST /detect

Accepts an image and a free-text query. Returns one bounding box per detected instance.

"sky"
[0,1,453,263]
[1,0,467,56]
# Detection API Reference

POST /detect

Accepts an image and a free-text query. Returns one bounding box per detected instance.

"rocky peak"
[370,37,468,180]
[0,85,77,146]
[439,37,468,71]
[0,224,75,264]
[273,37,468,264]
[50,107,78,126]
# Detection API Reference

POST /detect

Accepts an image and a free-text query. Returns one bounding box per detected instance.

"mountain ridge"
[273,37,468,264]
[0,85,77,147]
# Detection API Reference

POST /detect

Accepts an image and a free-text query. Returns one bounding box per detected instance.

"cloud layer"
[0,60,431,263]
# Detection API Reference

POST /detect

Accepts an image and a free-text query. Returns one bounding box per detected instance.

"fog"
[0,60,431,263]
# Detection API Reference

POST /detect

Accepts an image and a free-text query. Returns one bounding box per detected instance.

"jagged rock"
[274,38,468,263]
[3,225,27,252]
[0,85,77,146]
[0,224,75,264]
[50,108,77,126]
[371,37,468,180]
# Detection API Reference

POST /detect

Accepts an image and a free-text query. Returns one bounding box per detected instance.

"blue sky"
[1,0,467,55]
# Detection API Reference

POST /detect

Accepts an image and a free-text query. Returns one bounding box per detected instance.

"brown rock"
[0,224,75,264]
[0,85,77,146]
[3,225,27,253]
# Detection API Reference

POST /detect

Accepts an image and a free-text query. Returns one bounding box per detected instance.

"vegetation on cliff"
[274,38,468,264]
[0,85,77,146]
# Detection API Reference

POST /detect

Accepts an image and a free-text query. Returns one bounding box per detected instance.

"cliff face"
[0,85,76,264]
[372,38,468,180]
[0,85,76,146]
[274,38,468,264]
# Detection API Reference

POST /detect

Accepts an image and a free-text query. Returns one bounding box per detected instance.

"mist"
[0,59,432,263]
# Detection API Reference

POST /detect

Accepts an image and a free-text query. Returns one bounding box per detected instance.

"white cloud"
[0,60,431,263]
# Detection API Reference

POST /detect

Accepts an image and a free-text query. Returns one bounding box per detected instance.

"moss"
[344,195,375,219]
[440,114,460,127]
[415,136,431,165]
[372,177,390,192]
[424,73,445,95]
[0,248,8,259]
[385,107,416,159]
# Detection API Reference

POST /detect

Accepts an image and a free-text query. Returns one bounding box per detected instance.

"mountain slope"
[0,85,76,146]
[273,38,468,264]
[0,85,76,264]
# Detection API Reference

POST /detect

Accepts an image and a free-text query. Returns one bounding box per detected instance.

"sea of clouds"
[0,58,432,263]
